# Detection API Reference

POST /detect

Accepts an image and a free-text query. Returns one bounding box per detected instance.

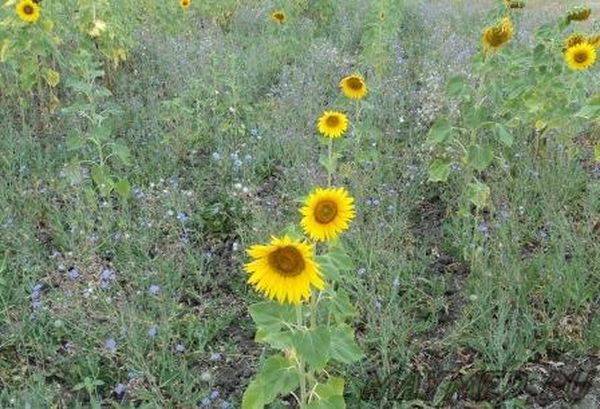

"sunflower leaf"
[293,327,331,369]
[249,301,295,333]
[428,158,452,182]
[306,378,346,409]
[329,324,363,364]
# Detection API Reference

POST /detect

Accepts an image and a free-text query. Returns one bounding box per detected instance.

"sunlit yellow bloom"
[317,111,349,139]
[567,6,591,22]
[244,236,323,304]
[565,42,597,71]
[300,187,356,242]
[180,0,191,10]
[271,11,286,24]
[16,0,40,23]
[339,74,368,100]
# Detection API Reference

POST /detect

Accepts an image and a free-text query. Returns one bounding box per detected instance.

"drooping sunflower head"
[565,42,597,71]
[564,33,586,50]
[271,11,286,24]
[339,74,368,100]
[180,0,191,10]
[16,0,40,23]
[300,187,356,242]
[567,6,592,22]
[317,111,349,139]
[504,0,525,9]
[588,34,600,49]
[481,17,513,52]
[244,236,324,304]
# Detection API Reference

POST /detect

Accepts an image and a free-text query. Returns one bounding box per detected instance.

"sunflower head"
[271,11,286,24]
[16,0,40,23]
[180,0,191,10]
[340,74,368,100]
[481,17,513,52]
[567,6,592,22]
[317,111,349,139]
[503,0,525,9]
[300,187,356,242]
[564,33,586,50]
[588,34,600,49]
[565,42,597,71]
[244,236,324,304]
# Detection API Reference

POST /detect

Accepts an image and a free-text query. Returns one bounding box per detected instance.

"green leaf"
[114,179,131,198]
[463,107,489,129]
[329,324,363,364]
[255,329,294,350]
[249,301,295,333]
[328,244,353,273]
[293,327,331,369]
[594,144,600,163]
[466,181,490,209]
[242,381,265,409]
[467,144,493,172]
[326,289,357,323]
[428,158,452,182]
[306,378,346,409]
[427,118,452,145]
[91,125,112,142]
[494,123,513,147]
[446,75,470,98]
[316,254,342,281]
[111,143,132,166]
[242,355,299,409]
[65,132,83,150]
[91,165,114,197]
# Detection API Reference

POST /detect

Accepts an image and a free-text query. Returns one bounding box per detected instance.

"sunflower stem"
[295,305,308,407]
[327,138,333,187]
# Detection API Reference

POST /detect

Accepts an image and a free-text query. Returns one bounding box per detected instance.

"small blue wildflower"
[175,342,185,353]
[209,352,222,362]
[212,152,221,161]
[67,267,81,281]
[199,397,212,408]
[99,268,116,289]
[210,390,220,400]
[128,371,139,379]
[177,212,189,222]
[114,383,126,399]
[357,268,367,277]
[392,277,400,288]
[32,300,43,310]
[148,326,158,338]
[220,401,232,409]
[148,284,161,295]
[104,338,117,353]
[133,186,145,199]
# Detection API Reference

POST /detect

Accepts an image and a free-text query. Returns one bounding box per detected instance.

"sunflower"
[564,33,586,50]
[271,10,286,24]
[300,187,356,242]
[481,17,513,52]
[317,111,349,139]
[340,74,368,100]
[244,236,324,304]
[567,6,591,22]
[588,34,600,49]
[180,0,191,10]
[565,42,597,71]
[16,0,40,23]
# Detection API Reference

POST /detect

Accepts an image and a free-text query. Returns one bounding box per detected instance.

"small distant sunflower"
[300,187,356,242]
[567,6,591,22]
[317,111,349,139]
[271,11,286,24]
[16,0,40,23]
[180,0,191,10]
[564,33,586,50]
[340,74,368,100]
[481,17,513,52]
[244,236,324,304]
[565,42,597,71]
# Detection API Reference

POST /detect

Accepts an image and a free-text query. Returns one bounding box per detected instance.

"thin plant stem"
[295,305,307,407]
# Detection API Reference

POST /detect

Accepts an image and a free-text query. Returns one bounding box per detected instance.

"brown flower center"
[23,5,34,15]
[325,115,340,128]
[346,77,363,91]
[574,51,588,64]
[314,200,338,224]
[274,13,284,21]
[268,246,305,277]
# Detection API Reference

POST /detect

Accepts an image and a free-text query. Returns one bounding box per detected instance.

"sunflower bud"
[567,6,592,22]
